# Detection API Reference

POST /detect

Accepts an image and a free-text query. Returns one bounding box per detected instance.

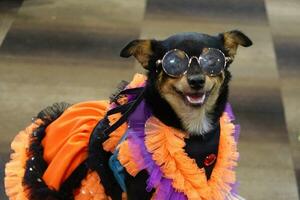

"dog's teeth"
[186,94,206,105]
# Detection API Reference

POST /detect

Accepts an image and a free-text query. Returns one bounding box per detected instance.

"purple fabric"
[154,179,184,200]
[110,85,144,109]
[225,103,235,121]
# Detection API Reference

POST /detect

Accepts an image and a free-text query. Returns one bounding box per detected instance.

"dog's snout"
[187,58,205,90]
[187,74,205,90]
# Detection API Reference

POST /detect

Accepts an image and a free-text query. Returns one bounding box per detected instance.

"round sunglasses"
[156,48,232,78]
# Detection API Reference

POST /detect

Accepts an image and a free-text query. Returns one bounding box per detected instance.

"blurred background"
[0,0,299,199]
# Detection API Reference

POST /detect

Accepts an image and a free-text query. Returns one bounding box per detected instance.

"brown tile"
[146,0,267,25]
[266,0,300,195]
[0,0,23,45]
[237,167,298,199]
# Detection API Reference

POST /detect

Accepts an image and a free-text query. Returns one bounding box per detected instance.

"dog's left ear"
[221,30,253,59]
[120,39,156,69]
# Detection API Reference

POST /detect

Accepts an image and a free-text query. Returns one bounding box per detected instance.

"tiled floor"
[0,0,299,199]
[265,0,300,190]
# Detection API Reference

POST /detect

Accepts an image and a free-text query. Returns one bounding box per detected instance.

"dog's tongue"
[186,93,206,105]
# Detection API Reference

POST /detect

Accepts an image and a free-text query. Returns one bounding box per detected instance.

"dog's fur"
[120,30,252,199]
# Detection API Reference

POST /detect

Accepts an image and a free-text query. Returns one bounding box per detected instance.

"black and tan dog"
[5,30,252,200]
[120,30,252,199]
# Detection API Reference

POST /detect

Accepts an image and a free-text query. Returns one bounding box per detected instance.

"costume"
[5,74,243,200]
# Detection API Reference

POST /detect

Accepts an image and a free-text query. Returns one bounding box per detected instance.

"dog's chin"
[173,87,210,108]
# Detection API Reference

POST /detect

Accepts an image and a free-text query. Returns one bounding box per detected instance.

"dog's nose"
[187,74,205,90]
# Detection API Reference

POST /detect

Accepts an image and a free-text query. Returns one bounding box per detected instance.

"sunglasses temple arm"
[156,60,162,66]
[225,57,233,63]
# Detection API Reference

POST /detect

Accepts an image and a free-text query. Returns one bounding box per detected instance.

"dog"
[5,30,252,200]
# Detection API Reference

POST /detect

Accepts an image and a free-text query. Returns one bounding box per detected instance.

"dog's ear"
[120,39,156,69]
[221,30,252,59]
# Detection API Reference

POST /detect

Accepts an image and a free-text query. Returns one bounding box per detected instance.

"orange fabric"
[41,102,129,190]
[103,114,127,153]
[74,171,110,200]
[5,104,237,200]
[4,73,150,200]
[42,73,146,190]
[126,73,147,88]
[4,120,43,200]
[144,113,239,200]
[74,169,128,200]
[42,101,110,190]
[118,141,140,176]
[5,73,147,199]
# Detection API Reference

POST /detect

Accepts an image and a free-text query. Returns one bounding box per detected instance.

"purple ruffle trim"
[225,103,240,142]
[126,100,186,200]
[225,103,241,196]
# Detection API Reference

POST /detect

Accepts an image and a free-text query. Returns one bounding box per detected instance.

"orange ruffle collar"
[145,114,239,200]
[119,113,239,200]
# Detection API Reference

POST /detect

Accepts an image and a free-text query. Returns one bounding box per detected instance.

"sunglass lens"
[162,50,189,77]
[199,49,225,76]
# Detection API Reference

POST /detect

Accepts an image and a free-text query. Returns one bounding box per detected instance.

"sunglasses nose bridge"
[187,56,203,74]
[188,56,200,67]
[186,57,205,90]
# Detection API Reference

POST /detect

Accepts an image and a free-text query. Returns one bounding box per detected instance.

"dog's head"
[120,31,252,135]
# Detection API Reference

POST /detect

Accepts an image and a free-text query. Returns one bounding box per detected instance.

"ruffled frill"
[102,115,127,153]
[144,111,239,200]
[4,120,43,200]
[4,73,147,199]
[145,117,209,200]
[103,73,146,153]
[118,140,140,176]
[117,101,240,200]
[74,171,111,200]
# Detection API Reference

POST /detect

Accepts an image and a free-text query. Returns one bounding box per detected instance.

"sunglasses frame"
[156,48,232,78]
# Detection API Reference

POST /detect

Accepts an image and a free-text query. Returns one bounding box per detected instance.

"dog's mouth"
[185,92,207,105]
[173,87,210,107]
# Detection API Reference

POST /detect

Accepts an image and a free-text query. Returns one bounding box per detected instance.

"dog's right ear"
[120,39,156,69]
